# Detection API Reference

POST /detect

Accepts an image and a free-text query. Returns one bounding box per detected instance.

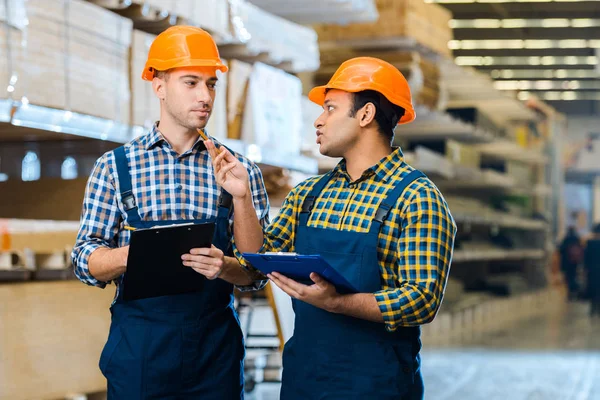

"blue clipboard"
[242,253,359,294]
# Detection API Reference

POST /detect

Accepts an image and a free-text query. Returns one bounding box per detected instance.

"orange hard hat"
[142,25,228,81]
[308,57,415,124]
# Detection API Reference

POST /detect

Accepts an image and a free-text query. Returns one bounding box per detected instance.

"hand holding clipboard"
[242,253,359,295]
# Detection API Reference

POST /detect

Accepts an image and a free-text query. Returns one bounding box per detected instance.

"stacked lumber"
[1,0,132,122]
[229,0,320,72]
[131,29,160,129]
[142,0,231,38]
[314,0,453,59]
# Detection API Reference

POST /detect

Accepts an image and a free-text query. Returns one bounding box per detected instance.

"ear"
[152,77,166,101]
[358,102,377,128]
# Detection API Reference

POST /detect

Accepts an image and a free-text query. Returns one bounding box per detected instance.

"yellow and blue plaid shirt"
[261,148,456,331]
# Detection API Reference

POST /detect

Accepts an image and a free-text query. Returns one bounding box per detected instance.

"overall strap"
[217,190,233,219]
[113,146,143,227]
[369,169,426,234]
[299,172,335,227]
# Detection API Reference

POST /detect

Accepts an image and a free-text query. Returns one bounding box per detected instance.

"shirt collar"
[144,123,164,150]
[333,147,405,183]
[144,122,207,153]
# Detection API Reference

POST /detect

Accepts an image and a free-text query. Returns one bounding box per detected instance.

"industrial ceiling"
[429,0,600,116]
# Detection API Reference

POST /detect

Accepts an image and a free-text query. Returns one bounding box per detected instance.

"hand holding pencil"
[199,129,250,199]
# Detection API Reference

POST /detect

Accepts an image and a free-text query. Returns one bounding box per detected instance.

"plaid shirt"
[71,124,270,303]
[260,148,456,331]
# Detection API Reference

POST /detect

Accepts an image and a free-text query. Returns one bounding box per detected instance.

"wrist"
[120,247,129,267]
[327,294,343,314]
[232,188,252,203]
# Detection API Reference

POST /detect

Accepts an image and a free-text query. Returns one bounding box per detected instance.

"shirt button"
[177,184,182,190]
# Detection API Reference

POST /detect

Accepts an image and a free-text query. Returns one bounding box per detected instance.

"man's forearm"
[233,191,264,253]
[220,256,262,286]
[330,293,384,323]
[88,247,128,282]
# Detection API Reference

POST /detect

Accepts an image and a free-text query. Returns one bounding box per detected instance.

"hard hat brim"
[142,58,228,81]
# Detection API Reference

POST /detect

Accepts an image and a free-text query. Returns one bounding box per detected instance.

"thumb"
[310,273,326,286]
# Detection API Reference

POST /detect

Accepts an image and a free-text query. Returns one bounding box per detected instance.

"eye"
[327,105,334,112]
[207,83,217,90]
[185,81,196,87]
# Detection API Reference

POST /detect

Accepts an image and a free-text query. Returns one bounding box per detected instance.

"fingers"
[182,253,223,280]
[268,272,304,299]
[205,140,219,159]
[188,245,223,257]
[217,163,237,183]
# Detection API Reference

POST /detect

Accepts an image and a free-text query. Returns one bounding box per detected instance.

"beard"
[165,101,211,131]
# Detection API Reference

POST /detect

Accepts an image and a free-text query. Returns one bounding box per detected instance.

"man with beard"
[72,26,269,399]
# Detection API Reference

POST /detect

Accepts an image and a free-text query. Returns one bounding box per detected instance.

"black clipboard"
[242,253,359,294]
[122,222,216,301]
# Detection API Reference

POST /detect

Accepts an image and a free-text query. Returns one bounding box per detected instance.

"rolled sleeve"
[375,185,456,331]
[71,154,121,288]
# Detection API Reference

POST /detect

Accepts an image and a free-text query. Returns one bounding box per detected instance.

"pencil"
[124,226,136,231]
[197,129,221,154]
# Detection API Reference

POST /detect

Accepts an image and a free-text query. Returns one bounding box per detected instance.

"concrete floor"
[248,301,600,400]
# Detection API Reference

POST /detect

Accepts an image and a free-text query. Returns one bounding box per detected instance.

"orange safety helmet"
[308,57,416,124]
[142,25,228,81]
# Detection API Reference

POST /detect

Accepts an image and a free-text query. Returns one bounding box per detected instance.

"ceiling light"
[490,69,598,79]
[451,18,600,29]
[541,19,570,27]
[494,80,600,91]
[455,56,597,66]
[449,39,600,50]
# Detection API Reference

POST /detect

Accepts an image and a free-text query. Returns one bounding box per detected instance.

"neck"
[157,116,200,155]
[343,132,392,181]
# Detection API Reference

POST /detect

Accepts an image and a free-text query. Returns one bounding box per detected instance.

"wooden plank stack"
[131,29,160,129]
[313,0,453,59]
[142,0,231,38]
[1,0,132,122]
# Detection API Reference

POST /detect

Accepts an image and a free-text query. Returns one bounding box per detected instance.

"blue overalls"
[98,146,245,399]
[281,169,426,400]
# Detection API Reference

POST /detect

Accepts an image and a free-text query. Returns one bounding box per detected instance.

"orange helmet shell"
[142,26,228,81]
[308,57,416,124]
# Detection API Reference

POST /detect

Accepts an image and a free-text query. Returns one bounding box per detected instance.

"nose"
[314,111,326,129]
[196,83,213,105]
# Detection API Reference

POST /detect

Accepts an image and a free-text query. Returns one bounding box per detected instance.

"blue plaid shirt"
[71,124,270,302]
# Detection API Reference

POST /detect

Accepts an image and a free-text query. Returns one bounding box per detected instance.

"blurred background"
[0,0,599,399]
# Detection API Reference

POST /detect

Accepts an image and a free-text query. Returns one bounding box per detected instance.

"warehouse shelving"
[451,212,547,231]
[452,248,546,263]
[0,99,319,174]
[246,0,379,25]
[394,106,497,143]
[318,36,447,62]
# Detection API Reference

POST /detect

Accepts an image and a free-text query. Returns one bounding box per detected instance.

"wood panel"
[0,178,87,220]
[0,281,114,400]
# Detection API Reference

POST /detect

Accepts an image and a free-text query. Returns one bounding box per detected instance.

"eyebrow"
[180,75,218,82]
[323,100,334,106]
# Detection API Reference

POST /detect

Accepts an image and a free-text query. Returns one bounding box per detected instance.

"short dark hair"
[349,90,405,142]
[154,69,171,80]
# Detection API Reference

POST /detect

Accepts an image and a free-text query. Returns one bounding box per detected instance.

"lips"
[316,130,323,144]
[192,109,210,117]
